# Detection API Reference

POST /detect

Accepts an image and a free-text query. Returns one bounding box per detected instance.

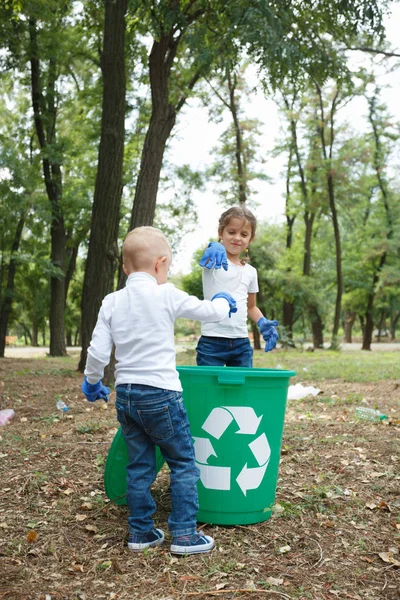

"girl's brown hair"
[218,206,257,239]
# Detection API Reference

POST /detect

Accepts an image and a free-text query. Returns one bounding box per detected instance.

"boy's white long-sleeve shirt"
[84,272,230,391]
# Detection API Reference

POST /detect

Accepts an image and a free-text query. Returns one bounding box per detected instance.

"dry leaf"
[378,552,400,566]
[80,502,93,510]
[63,488,74,495]
[215,583,227,590]
[26,530,38,543]
[279,545,291,554]
[266,577,283,586]
[85,524,98,534]
[75,514,87,522]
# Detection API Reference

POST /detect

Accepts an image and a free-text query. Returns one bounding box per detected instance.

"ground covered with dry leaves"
[0,349,399,600]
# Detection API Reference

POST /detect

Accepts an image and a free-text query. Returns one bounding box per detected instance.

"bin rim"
[177,365,296,378]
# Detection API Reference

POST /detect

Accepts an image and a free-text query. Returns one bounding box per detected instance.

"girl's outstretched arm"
[247,293,263,323]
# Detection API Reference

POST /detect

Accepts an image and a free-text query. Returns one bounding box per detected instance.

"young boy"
[81,226,237,555]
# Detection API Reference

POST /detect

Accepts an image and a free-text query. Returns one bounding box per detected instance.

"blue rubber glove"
[199,242,228,271]
[81,377,110,402]
[211,292,238,318]
[258,317,279,352]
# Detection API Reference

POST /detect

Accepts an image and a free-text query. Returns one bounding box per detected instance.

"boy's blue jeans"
[115,384,199,540]
[196,336,253,367]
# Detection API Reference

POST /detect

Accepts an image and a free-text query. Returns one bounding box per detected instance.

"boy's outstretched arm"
[172,286,236,322]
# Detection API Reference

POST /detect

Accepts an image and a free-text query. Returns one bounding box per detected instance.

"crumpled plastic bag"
[288,383,320,400]
[0,409,15,426]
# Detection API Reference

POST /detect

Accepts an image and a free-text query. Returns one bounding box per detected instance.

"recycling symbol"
[193,406,271,496]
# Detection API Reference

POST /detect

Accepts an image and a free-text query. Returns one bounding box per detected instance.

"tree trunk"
[362,93,394,351]
[376,309,385,342]
[343,310,356,343]
[362,307,373,351]
[315,85,342,348]
[282,132,295,338]
[389,311,399,340]
[328,174,343,347]
[128,38,178,230]
[283,300,295,341]
[362,255,386,350]
[31,320,39,347]
[79,0,127,372]
[0,216,25,357]
[227,70,246,204]
[29,19,67,356]
[311,313,324,349]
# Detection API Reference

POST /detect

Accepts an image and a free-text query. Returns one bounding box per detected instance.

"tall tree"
[79,0,127,372]
[361,89,395,349]
[28,14,68,355]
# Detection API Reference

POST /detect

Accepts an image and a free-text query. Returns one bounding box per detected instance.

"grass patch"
[251,348,400,382]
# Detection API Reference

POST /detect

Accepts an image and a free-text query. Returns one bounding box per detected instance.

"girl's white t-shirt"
[201,261,259,338]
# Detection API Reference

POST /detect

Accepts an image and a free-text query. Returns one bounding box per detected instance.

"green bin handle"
[217,372,246,385]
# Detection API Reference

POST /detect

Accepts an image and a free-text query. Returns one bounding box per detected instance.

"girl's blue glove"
[81,377,110,402]
[258,317,279,352]
[211,292,238,318]
[199,242,228,271]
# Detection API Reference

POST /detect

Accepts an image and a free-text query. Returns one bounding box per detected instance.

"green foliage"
[181,249,204,299]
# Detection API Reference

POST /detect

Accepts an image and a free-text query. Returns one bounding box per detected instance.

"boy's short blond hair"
[123,226,171,273]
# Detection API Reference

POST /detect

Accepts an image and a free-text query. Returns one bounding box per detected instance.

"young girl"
[197,205,278,367]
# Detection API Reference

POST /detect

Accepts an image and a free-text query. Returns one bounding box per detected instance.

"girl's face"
[219,217,254,263]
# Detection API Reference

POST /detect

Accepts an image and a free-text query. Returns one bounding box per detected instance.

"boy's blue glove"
[81,377,110,402]
[199,242,228,271]
[258,317,279,352]
[211,292,238,318]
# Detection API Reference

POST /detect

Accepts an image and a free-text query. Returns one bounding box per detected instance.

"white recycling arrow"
[202,406,263,439]
[196,407,269,494]
[222,406,263,435]
[193,437,217,464]
[236,464,267,496]
[236,433,271,496]
[198,463,231,490]
[202,407,233,439]
[248,433,271,466]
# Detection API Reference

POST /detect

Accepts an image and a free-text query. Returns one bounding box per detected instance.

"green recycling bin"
[104,366,295,525]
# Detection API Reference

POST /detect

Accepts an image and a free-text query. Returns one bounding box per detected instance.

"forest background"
[1,0,400,370]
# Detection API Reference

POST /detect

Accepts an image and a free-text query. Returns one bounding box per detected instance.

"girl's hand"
[199,242,228,271]
[258,317,279,352]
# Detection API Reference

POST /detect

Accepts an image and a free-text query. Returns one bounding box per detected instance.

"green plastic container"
[104,427,165,505]
[104,366,295,525]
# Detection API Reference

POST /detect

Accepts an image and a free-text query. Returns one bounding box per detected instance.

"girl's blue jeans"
[115,384,199,540]
[196,335,253,367]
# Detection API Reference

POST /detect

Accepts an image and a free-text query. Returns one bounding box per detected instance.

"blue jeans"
[196,336,253,367]
[115,384,199,540]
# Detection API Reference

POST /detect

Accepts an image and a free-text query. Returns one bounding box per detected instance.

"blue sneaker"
[170,531,215,555]
[128,528,165,551]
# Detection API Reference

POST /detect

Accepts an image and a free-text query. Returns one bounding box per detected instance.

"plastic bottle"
[355,406,387,422]
[56,399,69,412]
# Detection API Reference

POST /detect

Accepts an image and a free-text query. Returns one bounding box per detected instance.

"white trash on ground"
[287,383,321,400]
[0,409,15,426]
